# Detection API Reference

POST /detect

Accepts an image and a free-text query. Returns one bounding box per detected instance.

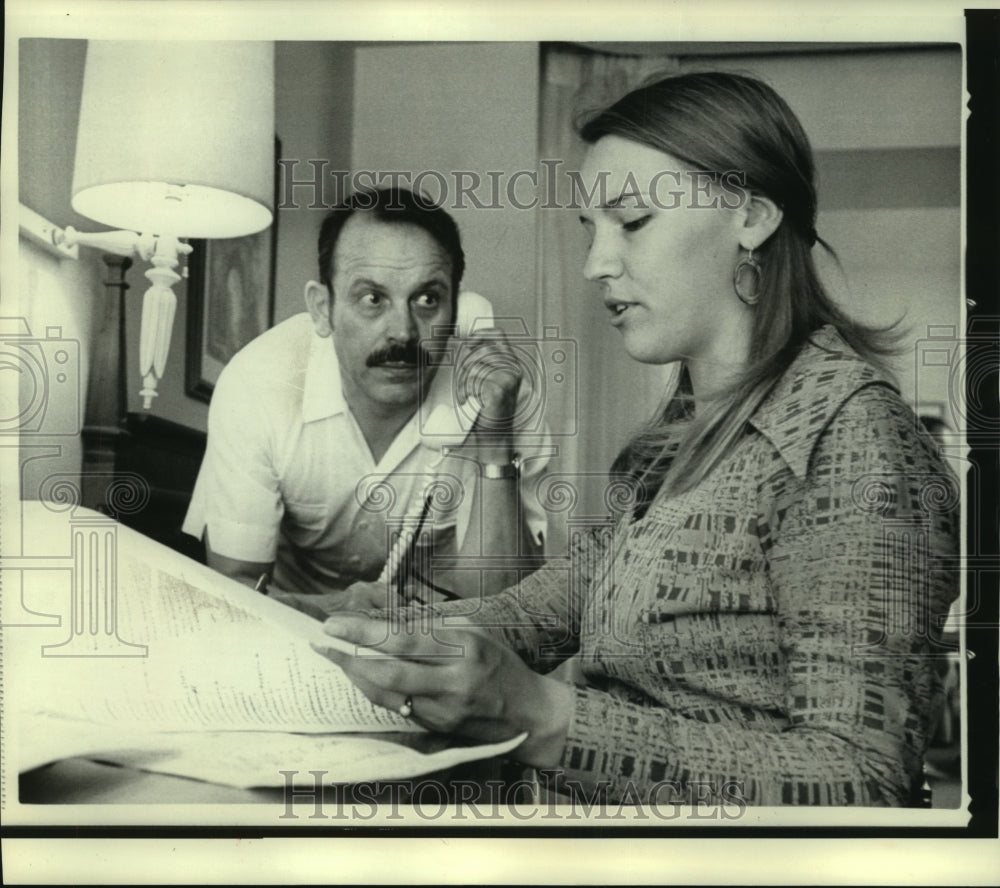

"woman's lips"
[604,297,637,326]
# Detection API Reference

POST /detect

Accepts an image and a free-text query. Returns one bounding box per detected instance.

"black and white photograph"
[2,0,997,884]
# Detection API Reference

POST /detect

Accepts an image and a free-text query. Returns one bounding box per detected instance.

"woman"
[312,72,959,807]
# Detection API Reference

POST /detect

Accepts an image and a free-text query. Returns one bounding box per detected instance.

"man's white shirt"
[183,313,550,594]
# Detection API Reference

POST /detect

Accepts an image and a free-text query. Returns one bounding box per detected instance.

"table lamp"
[65,40,275,408]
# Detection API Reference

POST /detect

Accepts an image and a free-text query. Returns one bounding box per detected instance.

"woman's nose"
[583,232,623,282]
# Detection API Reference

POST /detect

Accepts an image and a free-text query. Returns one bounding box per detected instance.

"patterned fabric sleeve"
[553,386,959,806]
[363,519,611,650]
[419,523,616,670]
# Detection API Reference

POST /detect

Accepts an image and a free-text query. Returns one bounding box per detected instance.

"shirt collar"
[302,331,349,423]
[748,326,897,480]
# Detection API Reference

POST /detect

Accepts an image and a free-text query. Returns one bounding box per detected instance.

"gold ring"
[398,696,413,718]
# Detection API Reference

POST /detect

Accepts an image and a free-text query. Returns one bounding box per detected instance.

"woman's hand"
[311,611,573,768]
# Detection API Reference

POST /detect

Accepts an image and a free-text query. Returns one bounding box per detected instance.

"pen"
[254,573,270,595]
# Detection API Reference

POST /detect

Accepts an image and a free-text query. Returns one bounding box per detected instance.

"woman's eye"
[622,216,651,233]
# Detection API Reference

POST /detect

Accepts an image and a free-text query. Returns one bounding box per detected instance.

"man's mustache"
[365,340,431,367]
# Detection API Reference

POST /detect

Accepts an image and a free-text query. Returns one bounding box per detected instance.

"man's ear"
[738,193,783,251]
[304,280,333,338]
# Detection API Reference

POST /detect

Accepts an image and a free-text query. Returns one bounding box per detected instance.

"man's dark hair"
[317,187,465,297]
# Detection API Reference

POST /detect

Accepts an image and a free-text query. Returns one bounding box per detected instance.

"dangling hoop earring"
[733,248,762,306]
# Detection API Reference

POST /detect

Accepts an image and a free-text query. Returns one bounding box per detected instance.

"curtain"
[538,45,680,552]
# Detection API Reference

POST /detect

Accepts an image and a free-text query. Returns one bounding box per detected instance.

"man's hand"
[270,582,394,621]
[457,329,526,446]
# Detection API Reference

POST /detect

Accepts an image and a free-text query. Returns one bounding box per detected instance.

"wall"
[14,39,104,498]
[272,41,354,323]
[12,239,103,500]
[18,40,93,234]
[677,47,963,410]
[351,43,541,329]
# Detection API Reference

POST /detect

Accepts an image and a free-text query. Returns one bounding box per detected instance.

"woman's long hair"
[578,71,900,513]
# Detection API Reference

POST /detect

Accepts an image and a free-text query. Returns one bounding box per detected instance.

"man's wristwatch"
[481,453,521,480]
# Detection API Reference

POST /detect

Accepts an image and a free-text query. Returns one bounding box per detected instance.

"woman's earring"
[733,248,762,306]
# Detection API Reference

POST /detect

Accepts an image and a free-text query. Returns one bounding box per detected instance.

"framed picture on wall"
[185,138,280,402]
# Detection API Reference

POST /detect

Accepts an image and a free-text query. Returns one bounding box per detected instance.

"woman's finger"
[310,636,467,723]
[349,652,456,699]
[324,659,415,717]
[315,619,486,690]
[322,612,468,660]
[346,673,457,732]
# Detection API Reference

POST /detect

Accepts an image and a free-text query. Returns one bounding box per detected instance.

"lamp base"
[136,235,192,410]
[139,376,160,410]
[52,226,193,412]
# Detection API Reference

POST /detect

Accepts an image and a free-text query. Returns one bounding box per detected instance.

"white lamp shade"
[72,41,275,238]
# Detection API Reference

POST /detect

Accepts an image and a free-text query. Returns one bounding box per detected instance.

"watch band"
[481,455,520,480]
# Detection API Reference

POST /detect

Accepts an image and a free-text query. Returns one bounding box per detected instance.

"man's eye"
[413,292,441,309]
[360,292,383,306]
[622,216,651,233]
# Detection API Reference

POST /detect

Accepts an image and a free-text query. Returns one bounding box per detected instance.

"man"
[183,188,547,607]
